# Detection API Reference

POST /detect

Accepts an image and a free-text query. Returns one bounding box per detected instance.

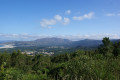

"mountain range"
[2,38,120,48]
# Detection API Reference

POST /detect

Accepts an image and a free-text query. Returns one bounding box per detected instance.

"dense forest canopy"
[0,37,120,80]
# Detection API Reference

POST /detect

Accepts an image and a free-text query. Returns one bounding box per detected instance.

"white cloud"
[63,17,70,25]
[73,16,83,20]
[0,34,120,41]
[0,34,53,41]
[58,34,120,41]
[40,14,70,28]
[84,12,94,19]
[106,13,115,16]
[73,12,94,20]
[65,10,71,15]
[40,19,56,28]
[54,15,62,21]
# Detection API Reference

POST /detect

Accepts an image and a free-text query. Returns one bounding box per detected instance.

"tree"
[99,37,113,57]
[11,50,17,67]
[113,42,120,56]
[102,37,111,46]
[0,52,11,68]
[0,63,6,80]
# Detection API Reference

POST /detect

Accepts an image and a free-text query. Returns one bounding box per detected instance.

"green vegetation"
[0,37,120,80]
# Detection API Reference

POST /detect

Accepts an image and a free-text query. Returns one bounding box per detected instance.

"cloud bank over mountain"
[0,34,119,41]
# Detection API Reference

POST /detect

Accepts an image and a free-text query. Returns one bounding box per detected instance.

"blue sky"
[0,0,120,40]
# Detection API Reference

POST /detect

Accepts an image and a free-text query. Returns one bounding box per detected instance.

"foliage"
[0,37,120,80]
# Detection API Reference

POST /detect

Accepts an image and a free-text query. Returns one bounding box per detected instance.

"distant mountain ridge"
[72,39,102,47]
[2,38,120,48]
[9,38,72,47]
[35,37,72,44]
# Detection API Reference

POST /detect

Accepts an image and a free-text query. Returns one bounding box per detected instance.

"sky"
[0,0,120,41]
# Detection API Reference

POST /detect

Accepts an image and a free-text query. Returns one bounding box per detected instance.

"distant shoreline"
[0,44,15,49]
